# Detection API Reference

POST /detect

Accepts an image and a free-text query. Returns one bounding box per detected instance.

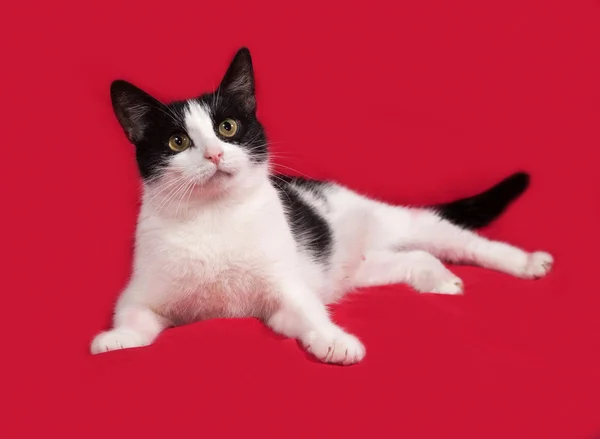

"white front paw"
[302,327,366,365]
[523,251,554,279]
[90,329,146,355]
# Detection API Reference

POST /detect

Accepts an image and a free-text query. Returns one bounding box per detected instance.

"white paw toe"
[302,328,366,365]
[414,267,464,295]
[430,278,464,295]
[90,329,145,355]
[523,251,553,279]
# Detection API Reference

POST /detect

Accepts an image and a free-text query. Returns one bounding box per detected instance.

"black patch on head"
[110,47,267,181]
[194,89,267,164]
[194,47,266,163]
[434,172,530,229]
[270,175,333,264]
[110,80,190,180]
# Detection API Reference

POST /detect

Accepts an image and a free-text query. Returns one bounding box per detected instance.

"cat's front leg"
[265,279,366,365]
[90,279,171,354]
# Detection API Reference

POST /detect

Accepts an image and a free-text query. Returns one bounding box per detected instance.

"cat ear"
[218,47,256,113]
[110,80,164,142]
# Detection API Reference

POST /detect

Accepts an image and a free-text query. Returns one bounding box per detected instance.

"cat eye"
[218,119,239,138]
[168,133,192,152]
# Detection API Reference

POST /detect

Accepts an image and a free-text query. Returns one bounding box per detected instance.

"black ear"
[110,80,164,142]
[217,47,256,113]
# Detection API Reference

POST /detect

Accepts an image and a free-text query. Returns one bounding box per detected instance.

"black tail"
[434,172,530,229]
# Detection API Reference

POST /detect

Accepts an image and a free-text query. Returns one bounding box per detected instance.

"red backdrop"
[1,0,599,438]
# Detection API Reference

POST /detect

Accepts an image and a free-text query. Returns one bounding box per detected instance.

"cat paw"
[413,268,464,295]
[430,277,464,295]
[90,329,146,354]
[302,328,366,365]
[523,251,553,279]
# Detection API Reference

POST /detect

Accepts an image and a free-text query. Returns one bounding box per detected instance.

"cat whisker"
[271,163,313,178]
[176,179,195,215]
[146,174,188,205]
[165,181,191,214]
[155,176,190,213]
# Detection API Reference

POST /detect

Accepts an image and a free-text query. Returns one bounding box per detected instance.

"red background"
[1,0,599,438]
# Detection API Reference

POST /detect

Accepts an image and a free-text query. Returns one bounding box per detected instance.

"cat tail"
[433,172,530,229]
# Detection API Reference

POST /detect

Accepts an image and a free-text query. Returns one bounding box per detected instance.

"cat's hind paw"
[413,265,464,295]
[523,251,553,279]
[430,277,464,295]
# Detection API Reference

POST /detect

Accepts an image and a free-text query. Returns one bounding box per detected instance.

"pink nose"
[204,150,223,165]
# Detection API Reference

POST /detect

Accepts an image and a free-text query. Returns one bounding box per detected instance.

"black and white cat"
[91,48,553,365]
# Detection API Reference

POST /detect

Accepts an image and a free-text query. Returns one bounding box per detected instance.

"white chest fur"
[125,183,293,324]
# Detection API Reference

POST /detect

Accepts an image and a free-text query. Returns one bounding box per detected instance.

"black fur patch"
[110,47,266,181]
[195,92,267,164]
[270,175,333,263]
[434,172,530,229]
[274,175,330,203]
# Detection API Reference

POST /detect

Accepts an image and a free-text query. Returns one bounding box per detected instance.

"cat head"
[110,47,268,200]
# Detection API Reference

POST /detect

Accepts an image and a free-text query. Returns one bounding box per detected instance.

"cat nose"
[204,147,223,165]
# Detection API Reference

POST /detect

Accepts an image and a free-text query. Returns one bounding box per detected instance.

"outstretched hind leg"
[359,172,552,279]
[364,203,553,279]
[353,250,464,294]
[403,212,553,279]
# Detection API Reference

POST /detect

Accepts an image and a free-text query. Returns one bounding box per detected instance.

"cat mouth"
[207,168,233,181]
[188,168,234,187]
[214,169,232,177]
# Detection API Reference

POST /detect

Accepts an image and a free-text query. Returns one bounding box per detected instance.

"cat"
[91,47,553,365]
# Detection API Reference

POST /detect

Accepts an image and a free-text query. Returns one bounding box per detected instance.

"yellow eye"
[168,133,191,152]
[218,119,238,138]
